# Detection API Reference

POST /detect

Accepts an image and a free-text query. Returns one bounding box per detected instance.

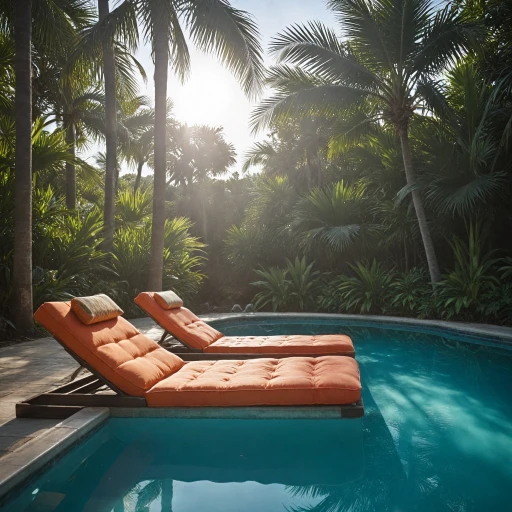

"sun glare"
[167,53,255,165]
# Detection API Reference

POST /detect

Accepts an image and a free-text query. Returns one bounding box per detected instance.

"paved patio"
[0,317,164,460]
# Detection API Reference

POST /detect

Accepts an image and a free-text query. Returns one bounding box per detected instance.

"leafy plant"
[115,187,152,227]
[500,257,512,281]
[436,223,500,319]
[251,257,321,312]
[478,283,512,325]
[284,257,321,311]
[112,217,205,316]
[251,265,290,312]
[225,224,263,270]
[292,180,373,253]
[389,267,431,314]
[320,260,394,314]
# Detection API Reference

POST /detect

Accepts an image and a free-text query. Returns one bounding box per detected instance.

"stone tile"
[0,408,15,419]
[0,419,58,437]
[55,407,109,430]
[0,395,33,404]
[0,408,108,499]
[0,436,33,452]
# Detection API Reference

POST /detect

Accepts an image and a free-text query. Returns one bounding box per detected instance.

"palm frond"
[242,141,277,173]
[181,0,265,98]
[136,0,191,81]
[326,0,396,71]
[250,80,368,133]
[415,78,453,121]
[269,20,381,89]
[328,110,380,157]
[292,180,371,253]
[411,4,482,76]
[32,0,95,57]
[427,171,509,217]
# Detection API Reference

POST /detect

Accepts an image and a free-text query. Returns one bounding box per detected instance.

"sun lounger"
[26,299,363,418]
[134,291,355,357]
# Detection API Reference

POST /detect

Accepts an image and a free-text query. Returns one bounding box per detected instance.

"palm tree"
[1,0,93,334]
[182,125,236,243]
[59,87,105,209]
[135,0,264,291]
[251,0,482,282]
[117,97,178,195]
[418,63,509,218]
[68,0,142,240]
[167,124,235,243]
[12,0,33,335]
[117,97,155,193]
[98,0,117,252]
[243,117,330,190]
[242,140,279,174]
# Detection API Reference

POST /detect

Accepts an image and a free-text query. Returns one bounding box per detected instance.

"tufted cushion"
[71,294,123,325]
[134,292,223,349]
[145,356,361,407]
[34,301,184,396]
[154,290,183,310]
[205,334,354,355]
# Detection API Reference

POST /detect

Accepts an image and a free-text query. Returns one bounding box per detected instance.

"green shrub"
[112,217,205,316]
[251,257,321,312]
[251,266,290,312]
[318,260,394,314]
[284,257,321,311]
[478,283,512,325]
[389,267,431,315]
[337,260,394,314]
[436,224,499,319]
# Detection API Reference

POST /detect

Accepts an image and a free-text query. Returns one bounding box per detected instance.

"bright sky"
[131,0,337,176]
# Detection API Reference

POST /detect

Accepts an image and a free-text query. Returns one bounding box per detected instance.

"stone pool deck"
[0,317,165,460]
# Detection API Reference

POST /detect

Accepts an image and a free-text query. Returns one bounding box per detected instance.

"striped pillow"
[154,290,183,310]
[71,294,124,325]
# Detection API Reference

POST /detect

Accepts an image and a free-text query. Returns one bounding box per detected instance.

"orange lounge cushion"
[71,294,123,325]
[34,302,184,397]
[205,334,354,355]
[145,356,361,407]
[134,292,223,350]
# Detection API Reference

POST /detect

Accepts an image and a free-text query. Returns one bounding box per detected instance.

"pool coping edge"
[202,312,512,345]
[0,407,109,502]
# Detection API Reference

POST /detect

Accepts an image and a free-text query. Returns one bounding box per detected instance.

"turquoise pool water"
[2,320,512,511]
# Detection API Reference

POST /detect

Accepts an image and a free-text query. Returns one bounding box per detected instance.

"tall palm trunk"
[99,0,117,251]
[134,160,144,193]
[13,0,34,336]
[399,129,441,283]
[306,147,322,188]
[199,183,208,244]
[148,24,169,291]
[65,123,76,209]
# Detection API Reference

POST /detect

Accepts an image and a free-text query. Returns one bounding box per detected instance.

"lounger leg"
[159,330,169,344]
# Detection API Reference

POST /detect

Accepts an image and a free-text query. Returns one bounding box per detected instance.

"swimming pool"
[2,318,512,511]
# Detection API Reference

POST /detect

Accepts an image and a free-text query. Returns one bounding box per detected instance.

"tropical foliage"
[2,0,512,337]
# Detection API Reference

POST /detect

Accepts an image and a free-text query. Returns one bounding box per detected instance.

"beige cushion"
[70,294,124,325]
[154,290,183,310]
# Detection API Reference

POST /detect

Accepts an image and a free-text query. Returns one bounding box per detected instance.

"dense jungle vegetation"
[1,0,512,338]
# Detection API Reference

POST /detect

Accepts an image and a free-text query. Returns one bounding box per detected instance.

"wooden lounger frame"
[16,333,363,420]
